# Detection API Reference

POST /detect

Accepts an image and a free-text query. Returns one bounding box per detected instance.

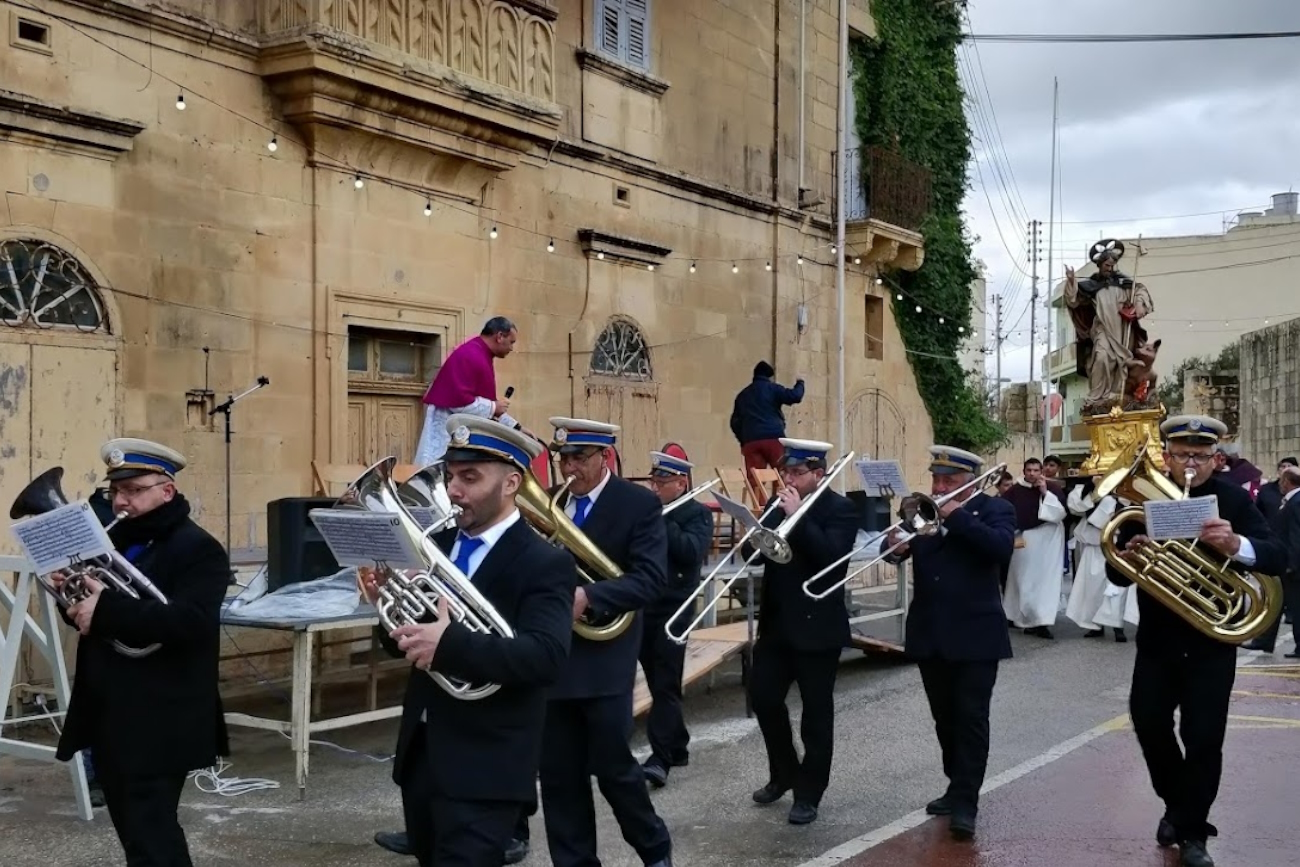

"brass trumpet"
[1097,437,1283,644]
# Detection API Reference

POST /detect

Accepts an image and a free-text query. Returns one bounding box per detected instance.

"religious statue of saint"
[1064,239,1157,413]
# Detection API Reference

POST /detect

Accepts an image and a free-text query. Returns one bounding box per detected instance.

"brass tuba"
[514,469,634,642]
[333,457,514,700]
[1096,437,1283,644]
[9,466,169,659]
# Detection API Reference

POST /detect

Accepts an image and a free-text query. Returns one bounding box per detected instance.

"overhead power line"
[964,31,1300,44]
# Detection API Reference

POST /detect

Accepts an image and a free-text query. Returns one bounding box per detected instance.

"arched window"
[0,238,109,332]
[589,317,652,380]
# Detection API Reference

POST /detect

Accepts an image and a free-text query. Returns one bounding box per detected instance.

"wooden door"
[346,327,437,465]
[583,378,659,477]
[346,394,422,465]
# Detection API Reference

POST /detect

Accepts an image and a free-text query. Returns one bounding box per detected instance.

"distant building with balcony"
[1041,190,1300,464]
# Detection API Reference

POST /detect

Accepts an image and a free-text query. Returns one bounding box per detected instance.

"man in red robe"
[414,317,525,466]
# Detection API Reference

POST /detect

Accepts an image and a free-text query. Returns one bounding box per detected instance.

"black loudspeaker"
[266,497,343,593]
[846,491,895,534]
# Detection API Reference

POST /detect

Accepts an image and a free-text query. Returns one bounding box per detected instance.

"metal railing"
[840,146,932,231]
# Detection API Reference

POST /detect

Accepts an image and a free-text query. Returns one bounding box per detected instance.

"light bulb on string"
[854,256,862,265]
[830,244,838,255]
[176,91,186,110]
[547,239,555,253]
[267,135,278,152]
[689,262,696,273]
[353,173,364,189]
[423,200,433,216]
[875,277,883,285]
[797,254,804,265]
[958,326,965,333]
[732,263,739,274]
[765,261,772,271]
[489,226,498,239]
[939,316,945,324]
[647,263,655,271]
[596,251,604,259]
[896,293,903,301]
[915,305,922,313]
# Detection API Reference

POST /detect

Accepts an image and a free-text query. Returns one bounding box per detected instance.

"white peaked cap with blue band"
[444,414,543,471]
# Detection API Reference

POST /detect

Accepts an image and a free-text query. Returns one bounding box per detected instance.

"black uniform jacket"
[895,492,1017,662]
[1256,480,1285,533]
[746,489,859,652]
[381,517,576,802]
[1106,474,1287,657]
[648,498,713,619]
[549,474,668,699]
[56,495,231,777]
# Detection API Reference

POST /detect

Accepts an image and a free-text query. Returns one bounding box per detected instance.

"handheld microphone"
[505,386,515,398]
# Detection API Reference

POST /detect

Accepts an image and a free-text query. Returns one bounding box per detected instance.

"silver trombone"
[662,477,721,516]
[664,452,856,645]
[802,463,1007,601]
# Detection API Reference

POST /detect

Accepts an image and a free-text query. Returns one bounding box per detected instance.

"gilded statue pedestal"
[1079,405,1166,477]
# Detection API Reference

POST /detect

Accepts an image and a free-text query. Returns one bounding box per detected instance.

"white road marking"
[632,715,761,761]
[794,713,1130,867]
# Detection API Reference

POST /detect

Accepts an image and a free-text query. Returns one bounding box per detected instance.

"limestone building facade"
[0,0,932,556]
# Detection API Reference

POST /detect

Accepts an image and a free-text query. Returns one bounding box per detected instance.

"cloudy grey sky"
[959,0,1300,383]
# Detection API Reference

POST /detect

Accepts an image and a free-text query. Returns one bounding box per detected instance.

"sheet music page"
[10,502,115,575]
[1144,496,1219,541]
[712,491,762,532]
[308,509,426,570]
[855,460,910,498]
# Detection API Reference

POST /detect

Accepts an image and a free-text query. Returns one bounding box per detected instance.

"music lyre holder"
[209,376,271,567]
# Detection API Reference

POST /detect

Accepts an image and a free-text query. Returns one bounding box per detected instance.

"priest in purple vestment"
[414,316,525,466]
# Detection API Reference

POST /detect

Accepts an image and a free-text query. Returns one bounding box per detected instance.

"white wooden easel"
[0,554,93,820]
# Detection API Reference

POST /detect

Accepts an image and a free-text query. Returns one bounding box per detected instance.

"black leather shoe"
[373,831,412,856]
[1179,839,1215,867]
[788,801,818,825]
[88,783,106,809]
[1157,816,1177,847]
[1240,639,1271,652]
[642,759,668,789]
[949,812,976,841]
[670,752,690,767]
[925,795,952,816]
[644,857,673,867]
[752,782,789,805]
[503,838,528,864]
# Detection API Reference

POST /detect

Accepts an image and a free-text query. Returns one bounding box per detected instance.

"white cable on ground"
[187,758,280,797]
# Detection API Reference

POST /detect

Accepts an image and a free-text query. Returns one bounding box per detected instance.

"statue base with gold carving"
[1079,405,1167,477]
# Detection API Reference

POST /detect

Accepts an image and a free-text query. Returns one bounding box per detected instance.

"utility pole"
[994,293,1004,419]
[1043,77,1059,458]
[1028,219,1042,384]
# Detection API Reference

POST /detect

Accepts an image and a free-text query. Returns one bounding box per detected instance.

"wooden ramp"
[633,621,750,718]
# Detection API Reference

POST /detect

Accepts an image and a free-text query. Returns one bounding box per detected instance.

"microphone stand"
[209,376,270,565]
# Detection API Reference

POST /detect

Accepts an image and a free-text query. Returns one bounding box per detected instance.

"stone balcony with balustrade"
[257,0,563,202]
[840,145,929,272]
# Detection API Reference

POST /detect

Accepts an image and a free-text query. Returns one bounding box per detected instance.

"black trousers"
[400,725,523,867]
[748,637,840,805]
[98,769,191,867]
[1251,572,1300,652]
[539,693,672,867]
[638,608,690,766]
[1130,648,1235,842]
[917,659,999,816]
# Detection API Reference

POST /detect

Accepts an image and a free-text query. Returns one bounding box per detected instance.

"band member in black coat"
[52,438,230,867]
[885,446,1015,841]
[364,415,576,867]
[747,438,858,826]
[639,450,713,788]
[1107,415,1287,867]
[1243,458,1300,654]
[526,417,672,867]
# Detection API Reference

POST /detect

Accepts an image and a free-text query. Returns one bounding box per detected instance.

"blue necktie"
[452,534,485,576]
[572,496,592,527]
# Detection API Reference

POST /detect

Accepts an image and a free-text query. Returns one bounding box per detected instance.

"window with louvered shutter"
[625,0,649,69]
[594,0,652,71]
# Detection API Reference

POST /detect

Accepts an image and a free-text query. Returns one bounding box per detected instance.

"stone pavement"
[812,661,1300,867]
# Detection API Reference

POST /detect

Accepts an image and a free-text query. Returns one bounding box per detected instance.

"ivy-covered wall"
[851,0,1006,452]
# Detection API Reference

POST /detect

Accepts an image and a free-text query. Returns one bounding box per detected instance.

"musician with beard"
[1108,415,1286,867]
[52,438,231,867]
[365,415,576,867]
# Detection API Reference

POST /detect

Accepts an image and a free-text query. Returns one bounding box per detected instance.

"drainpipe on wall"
[835,0,848,490]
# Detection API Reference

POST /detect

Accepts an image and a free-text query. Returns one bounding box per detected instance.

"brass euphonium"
[9,466,169,659]
[514,469,634,642]
[334,457,514,700]
[1096,437,1283,644]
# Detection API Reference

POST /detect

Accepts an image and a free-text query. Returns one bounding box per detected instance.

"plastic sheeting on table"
[221,567,371,624]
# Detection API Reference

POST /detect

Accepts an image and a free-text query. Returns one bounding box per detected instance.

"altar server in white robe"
[1001,458,1068,638]
[1064,480,1137,640]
